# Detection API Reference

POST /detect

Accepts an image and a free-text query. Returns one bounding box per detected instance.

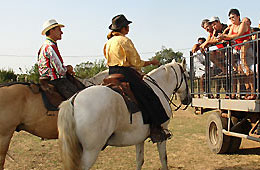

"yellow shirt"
[103,33,145,70]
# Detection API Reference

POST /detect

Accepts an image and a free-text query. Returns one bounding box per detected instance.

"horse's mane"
[0,81,31,88]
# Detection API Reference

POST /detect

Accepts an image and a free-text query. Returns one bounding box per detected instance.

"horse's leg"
[81,149,101,170]
[157,141,168,170]
[0,131,14,170]
[135,142,144,170]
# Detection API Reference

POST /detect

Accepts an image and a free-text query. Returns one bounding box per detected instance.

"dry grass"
[4,108,260,170]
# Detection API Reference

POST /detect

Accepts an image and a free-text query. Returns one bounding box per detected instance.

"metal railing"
[190,31,260,100]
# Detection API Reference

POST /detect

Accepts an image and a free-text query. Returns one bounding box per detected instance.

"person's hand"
[199,42,207,50]
[217,33,225,41]
[192,44,200,53]
[66,65,75,76]
[200,47,205,53]
[150,59,160,66]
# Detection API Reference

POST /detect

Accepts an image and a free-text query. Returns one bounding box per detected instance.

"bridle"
[144,64,189,112]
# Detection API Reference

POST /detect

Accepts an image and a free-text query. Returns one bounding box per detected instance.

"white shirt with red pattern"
[38,38,67,80]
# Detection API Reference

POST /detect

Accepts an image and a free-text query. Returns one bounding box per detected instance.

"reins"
[144,64,189,112]
[145,74,181,111]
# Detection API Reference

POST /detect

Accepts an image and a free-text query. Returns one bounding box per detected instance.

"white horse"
[58,60,191,170]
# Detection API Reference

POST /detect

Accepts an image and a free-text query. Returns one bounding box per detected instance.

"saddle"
[38,78,65,111]
[102,74,140,115]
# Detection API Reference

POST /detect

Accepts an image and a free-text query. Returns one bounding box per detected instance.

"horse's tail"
[58,100,82,170]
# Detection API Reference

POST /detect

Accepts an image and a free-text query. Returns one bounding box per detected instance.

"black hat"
[109,14,132,31]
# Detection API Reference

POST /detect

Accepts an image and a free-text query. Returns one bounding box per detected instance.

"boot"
[149,125,172,143]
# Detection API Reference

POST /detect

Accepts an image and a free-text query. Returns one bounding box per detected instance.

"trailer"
[190,32,260,154]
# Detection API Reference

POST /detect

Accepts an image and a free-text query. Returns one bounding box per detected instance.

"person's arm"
[219,23,248,40]
[199,34,211,50]
[125,38,160,68]
[223,24,231,34]
[200,33,218,49]
[192,43,200,53]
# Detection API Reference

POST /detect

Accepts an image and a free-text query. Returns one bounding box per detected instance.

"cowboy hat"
[41,19,64,35]
[109,14,132,31]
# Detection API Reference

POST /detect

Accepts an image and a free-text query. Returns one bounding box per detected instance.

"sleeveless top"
[231,25,251,50]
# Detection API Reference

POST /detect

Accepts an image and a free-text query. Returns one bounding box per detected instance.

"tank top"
[216,43,226,49]
[231,24,250,50]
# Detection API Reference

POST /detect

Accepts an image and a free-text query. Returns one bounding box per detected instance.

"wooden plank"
[192,98,260,113]
[191,98,219,109]
[220,99,260,112]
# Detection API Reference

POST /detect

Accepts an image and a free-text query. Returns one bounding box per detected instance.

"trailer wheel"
[206,111,230,154]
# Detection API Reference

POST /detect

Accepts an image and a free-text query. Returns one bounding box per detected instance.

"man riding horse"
[38,19,85,99]
[103,14,171,143]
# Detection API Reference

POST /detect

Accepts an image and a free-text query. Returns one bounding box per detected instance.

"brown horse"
[0,70,108,170]
[0,83,58,169]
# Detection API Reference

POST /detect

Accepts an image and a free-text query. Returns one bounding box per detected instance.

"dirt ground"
[4,108,260,170]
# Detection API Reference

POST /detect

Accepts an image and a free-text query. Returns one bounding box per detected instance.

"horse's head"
[167,59,192,106]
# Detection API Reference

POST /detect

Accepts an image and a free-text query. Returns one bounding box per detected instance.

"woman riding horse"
[103,14,171,143]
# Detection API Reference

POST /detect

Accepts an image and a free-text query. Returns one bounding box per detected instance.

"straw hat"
[41,19,64,35]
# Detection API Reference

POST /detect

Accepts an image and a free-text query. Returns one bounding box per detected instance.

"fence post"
[190,51,194,98]
[257,33,260,99]
[226,41,232,98]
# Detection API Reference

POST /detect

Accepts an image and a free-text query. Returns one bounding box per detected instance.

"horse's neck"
[144,68,177,117]
[145,67,177,98]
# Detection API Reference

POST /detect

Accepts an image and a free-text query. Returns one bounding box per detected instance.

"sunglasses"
[229,16,235,20]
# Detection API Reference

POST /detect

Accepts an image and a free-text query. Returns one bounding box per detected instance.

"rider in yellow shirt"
[104,31,145,71]
[104,14,171,143]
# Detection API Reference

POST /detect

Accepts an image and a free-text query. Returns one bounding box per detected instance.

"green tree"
[17,64,40,83]
[74,59,107,78]
[143,46,183,73]
[25,64,40,83]
[0,69,17,83]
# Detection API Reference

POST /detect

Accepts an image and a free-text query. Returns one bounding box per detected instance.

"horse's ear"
[181,58,187,71]
[163,66,170,80]
[164,65,168,72]
[171,59,176,64]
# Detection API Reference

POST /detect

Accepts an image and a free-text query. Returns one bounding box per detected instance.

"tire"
[206,111,230,154]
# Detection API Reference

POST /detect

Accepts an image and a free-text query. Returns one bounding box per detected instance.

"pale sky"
[1,0,260,73]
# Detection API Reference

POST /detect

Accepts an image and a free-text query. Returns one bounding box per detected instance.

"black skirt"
[109,66,169,125]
